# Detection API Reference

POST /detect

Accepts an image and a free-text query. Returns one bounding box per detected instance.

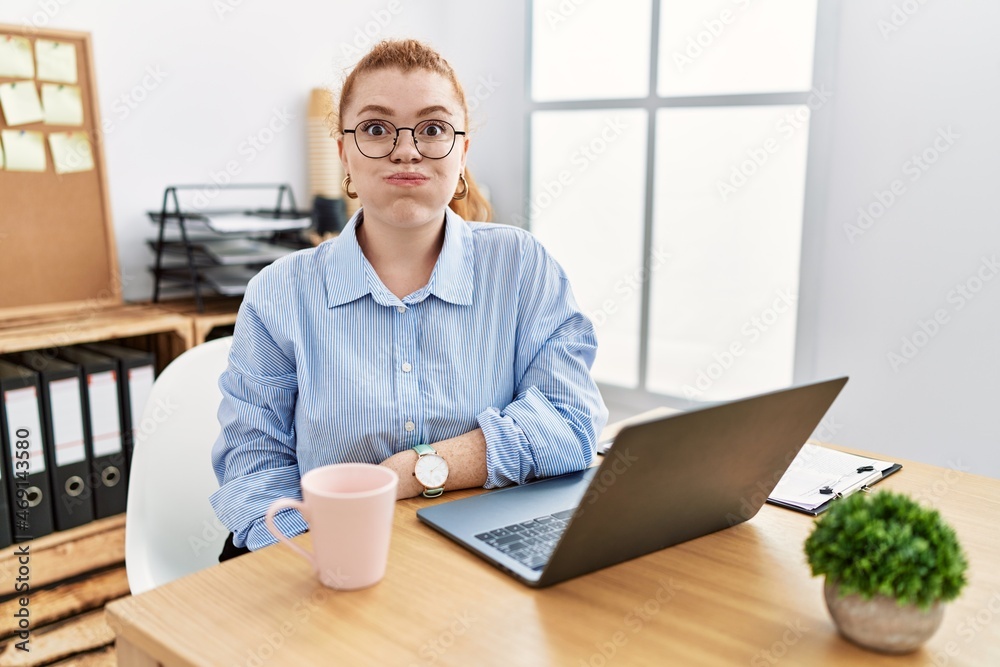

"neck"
[356,210,447,299]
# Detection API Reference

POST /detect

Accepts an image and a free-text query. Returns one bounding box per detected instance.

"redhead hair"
[335,39,493,222]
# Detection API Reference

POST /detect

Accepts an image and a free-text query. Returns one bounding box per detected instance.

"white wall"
[4,1,995,477]
[0,0,492,302]
[797,1,1000,477]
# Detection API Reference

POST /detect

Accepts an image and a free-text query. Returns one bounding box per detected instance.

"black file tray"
[147,183,311,312]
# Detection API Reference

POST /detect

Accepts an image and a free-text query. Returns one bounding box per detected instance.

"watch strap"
[412,443,436,457]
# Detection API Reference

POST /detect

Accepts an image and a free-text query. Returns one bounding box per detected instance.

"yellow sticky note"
[1,130,46,172]
[41,83,84,126]
[36,39,77,84]
[0,35,35,78]
[0,81,44,126]
[49,131,94,174]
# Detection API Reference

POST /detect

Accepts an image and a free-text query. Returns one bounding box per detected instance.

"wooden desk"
[107,430,1000,666]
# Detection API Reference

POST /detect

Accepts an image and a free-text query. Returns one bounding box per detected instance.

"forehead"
[345,68,463,120]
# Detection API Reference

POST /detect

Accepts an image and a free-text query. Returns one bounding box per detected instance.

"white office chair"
[125,336,233,595]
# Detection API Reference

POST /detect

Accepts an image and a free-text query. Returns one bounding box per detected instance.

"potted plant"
[804,490,968,653]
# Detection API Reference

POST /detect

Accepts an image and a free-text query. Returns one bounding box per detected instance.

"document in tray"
[202,266,261,296]
[203,213,311,234]
[199,238,294,265]
[768,444,901,514]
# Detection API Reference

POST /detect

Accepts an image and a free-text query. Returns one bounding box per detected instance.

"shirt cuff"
[477,385,589,487]
[210,465,304,547]
[239,509,308,551]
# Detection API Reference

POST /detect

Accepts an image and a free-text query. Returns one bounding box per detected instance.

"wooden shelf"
[0,303,193,374]
[152,296,241,345]
[0,515,126,664]
[0,514,125,599]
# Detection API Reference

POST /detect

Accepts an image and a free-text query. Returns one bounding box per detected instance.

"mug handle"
[265,498,316,571]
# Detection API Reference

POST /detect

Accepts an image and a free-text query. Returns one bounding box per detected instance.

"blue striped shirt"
[210,209,608,550]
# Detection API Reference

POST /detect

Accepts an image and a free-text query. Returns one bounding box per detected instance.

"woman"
[210,39,608,559]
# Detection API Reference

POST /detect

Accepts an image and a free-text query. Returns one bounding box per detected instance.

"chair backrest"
[125,337,232,595]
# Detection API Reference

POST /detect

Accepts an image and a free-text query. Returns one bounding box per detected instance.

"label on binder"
[128,366,155,438]
[4,387,46,474]
[50,378,87,465]
[87,371,122,456]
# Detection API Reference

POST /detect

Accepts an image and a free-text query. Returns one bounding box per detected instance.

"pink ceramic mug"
[265,463,398,590]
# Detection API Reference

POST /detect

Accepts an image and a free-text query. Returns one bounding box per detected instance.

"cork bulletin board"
[0,25,119,316]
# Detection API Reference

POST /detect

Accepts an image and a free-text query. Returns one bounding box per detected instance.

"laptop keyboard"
[475,508,576,570]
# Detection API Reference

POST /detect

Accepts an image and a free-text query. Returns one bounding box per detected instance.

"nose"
[389,127,421,162]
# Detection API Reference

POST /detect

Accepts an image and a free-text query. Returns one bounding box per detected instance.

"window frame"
[522,0,840,403]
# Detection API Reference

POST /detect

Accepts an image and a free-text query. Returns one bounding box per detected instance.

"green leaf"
[803,490,968,608]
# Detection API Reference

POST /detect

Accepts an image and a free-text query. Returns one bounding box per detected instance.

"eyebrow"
[356,104,394,117]
[416,105,454,118]
[355,104,455,119]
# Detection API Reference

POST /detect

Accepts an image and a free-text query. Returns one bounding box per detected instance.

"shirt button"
[397,306,406,313]
[404,421,415,432]
[402,362,412,373]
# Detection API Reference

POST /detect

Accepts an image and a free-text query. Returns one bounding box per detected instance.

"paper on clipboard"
[769,444,896,511]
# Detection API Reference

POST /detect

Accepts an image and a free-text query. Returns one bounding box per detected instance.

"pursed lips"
[385,172,429,186]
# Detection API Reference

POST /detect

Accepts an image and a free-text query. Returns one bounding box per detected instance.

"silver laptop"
[417,377,848,587]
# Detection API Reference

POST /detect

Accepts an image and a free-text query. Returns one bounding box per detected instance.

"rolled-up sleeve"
[477,237,608,487]
[209,277,306,550]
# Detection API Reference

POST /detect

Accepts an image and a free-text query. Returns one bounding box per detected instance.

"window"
[526,0,824,401]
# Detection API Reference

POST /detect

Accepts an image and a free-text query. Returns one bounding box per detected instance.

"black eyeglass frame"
[343,119,467,160]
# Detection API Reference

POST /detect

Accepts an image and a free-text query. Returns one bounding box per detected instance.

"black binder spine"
[16,352,96,531]
[81,342,156,475]
[0,379,14,548]
[0,360,56,541]
[55,349,128,518]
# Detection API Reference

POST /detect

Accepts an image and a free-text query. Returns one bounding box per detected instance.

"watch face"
[414,454,449,488]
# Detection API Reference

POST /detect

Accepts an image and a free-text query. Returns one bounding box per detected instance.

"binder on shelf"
[0,359,56,541]
[0,366,15,548]
[52,347,128,518]
[80,342,156,470]
[13,351,96,531]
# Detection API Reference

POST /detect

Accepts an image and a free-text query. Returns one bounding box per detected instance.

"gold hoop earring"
[453,173,468,200]
[343,175,358,200]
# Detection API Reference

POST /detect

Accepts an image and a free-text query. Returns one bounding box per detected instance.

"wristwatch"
[412,444,449,498]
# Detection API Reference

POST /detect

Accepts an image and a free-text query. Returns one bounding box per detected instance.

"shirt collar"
[322,208,475,309]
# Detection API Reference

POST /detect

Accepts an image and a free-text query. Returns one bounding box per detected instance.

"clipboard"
[767,443,903,515]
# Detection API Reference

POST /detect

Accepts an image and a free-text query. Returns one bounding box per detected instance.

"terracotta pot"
[824,579,944,653]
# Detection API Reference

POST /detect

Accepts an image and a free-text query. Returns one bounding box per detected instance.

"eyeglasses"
[343,119,465,159]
